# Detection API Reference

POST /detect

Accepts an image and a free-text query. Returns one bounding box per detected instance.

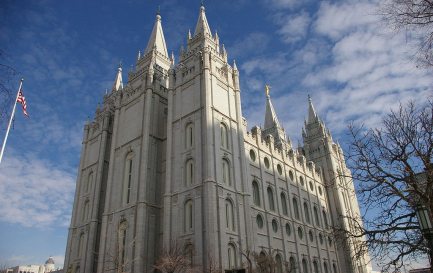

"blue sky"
[0,0,431,270]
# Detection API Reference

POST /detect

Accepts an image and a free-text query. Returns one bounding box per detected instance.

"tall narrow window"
[313,261,319,273]
[222,159,231,185]
[293,198,300,220]
[78,233,84,257]
[302,259,309,273]
[221,123,229,149]
[185,159,194,186]
[118,221,127,271]
[332,263,338,273]
[252,181,261,206]
[185,200,193,232]
[185,123,194,149]
[289,256,297,273]
[227,244,236,269]
[323,210,329,229]
[304,202,310,224]
[281,192,288,216]
[275,254,283,273]
[324,262,329,273]
[226,199,235,231]
[86,172,93,193]
[267,187,275,211]
[314,206,320,227]
[122,153,134,205]
[82,200,89,222]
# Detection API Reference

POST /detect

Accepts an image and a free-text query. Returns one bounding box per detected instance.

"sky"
[0,0,431,271]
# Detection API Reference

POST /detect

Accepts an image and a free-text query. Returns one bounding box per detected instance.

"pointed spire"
[264,84,282,130]
[144,12,168,58]
[307,94,318,124]
[170,51,175,67]
[112,64,123,91]
[137,50,141,61]
[233,59,238,71]
[194,3,211,36]
[188,29,192,40]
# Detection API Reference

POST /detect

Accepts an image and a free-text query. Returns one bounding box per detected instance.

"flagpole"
[0,78,24,165]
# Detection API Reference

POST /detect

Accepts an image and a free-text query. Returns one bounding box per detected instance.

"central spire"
[144,12,168,58]
[194,4,211,36]
[307,95,318,124]
[264,85,281,130]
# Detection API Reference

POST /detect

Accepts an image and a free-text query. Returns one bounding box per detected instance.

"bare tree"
[153,241,196,273]
[343,99,433,272]
[381,0,433,66]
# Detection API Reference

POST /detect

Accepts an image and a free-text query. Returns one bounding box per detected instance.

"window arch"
[122,152,134,205]
[324,262,329,273]
[185,123,194,149]
[225,199,235,231]
[314,206,320,227]
[322,210,329,229]
[304,202,310,224]
[227,243,236,269]
[293,197,300,220]
[275,254,283,273]
[289,170,294,182]
[313,260,319,273]
[184,200,193,232]
[302,258,309,273]
[221,123,229,149]
[82,200,89,222]
[86,171,93,193]
[281,192,288,216]
[222,158,231,185]
[267,187,275,211]
[118,221,128,270]
[252,180,261,206]
[185,159,194,186]
[332,263,338,273]
[289,256,297,273]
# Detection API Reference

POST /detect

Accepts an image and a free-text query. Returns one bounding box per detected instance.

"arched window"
[122,153,134,205]
[289,170,294,182]
[304,202,310,223]
[313,260,319,273]
[185,123,194,149]
[222,159,231,185]
[225,199,235,231]
[75,266,80,273]
[314,206,320,227]
[289,256,297,273]
[185,159,194,186]
[252,180,261,206]
[86,171,93,193]
[332,263,338,273]
[118,221,127,270]
[281,192,288,216]
[78,233,84,257]
[221,123,229,149]
[267,187,275,211]
[227,243,236,269]
[184,200,193,232]
[293,197,300,220]
[323,210,329,229]
[324,262,329,273]
[275,254,283,273]
[302,258,309,273]
[82,200,89,222]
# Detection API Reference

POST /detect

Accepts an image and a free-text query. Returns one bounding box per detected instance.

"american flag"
[17,89,28,117]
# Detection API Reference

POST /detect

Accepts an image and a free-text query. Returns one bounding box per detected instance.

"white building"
[7,257,57,273]
[64,4,372,273]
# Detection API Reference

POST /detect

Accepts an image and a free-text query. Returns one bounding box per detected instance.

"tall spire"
[194,4,211,36]
[264,84,281,130]
[307,94,318,124]
[144,12,168,58]
[112,65,123,91]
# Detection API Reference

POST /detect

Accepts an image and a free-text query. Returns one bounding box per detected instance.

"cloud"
[276,11,311,44]
[0,150,75,228]
[228,32,270,58]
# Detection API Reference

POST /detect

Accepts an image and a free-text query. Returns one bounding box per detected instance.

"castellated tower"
[64,5,371,273]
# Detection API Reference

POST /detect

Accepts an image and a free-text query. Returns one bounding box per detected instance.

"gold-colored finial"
[265,84,271,96]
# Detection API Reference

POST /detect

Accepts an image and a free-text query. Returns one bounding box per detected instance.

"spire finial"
[265,84,271,97]
[308,94,312,102]
[201,0,204,7]
[157,5,160,15]
[118,61,122,71]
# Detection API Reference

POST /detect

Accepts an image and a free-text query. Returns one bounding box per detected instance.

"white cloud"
[276,12,311,44]
[228,32,270,58]
[0,150,75,228]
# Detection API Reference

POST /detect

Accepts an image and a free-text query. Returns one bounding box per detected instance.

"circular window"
[318,186,322,196]
[297,227,303,240]
[285,223,291,236]
[319,233,324,245]
[289,171,294,181]
[264,157,270,169]
[256,214,264,229]
[299,176,304,186]
[309,181,314,191]
[277,164,283,175]
[309,230,314,242]
[250,149,256,162]
[272,219,278,232]
[328,236,333,246]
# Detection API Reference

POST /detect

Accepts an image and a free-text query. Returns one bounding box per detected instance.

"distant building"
[7,257,59,273]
